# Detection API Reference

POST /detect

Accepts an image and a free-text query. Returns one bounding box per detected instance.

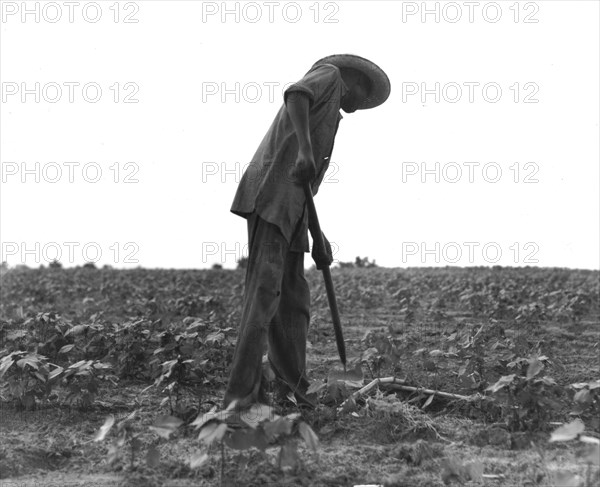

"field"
[0,265,599,486]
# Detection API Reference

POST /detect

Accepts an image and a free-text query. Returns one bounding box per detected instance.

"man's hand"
[312,234,333,270]
[289,148,316,184]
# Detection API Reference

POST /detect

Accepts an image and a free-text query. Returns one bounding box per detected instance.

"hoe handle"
[303,182,346,368]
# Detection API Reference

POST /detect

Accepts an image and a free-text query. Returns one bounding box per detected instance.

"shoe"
[271,378,317,409]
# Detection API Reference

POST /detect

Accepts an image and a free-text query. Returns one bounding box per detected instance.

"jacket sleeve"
[283,64,346,109]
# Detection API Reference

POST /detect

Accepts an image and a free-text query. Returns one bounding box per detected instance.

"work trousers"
[223,212,311,408]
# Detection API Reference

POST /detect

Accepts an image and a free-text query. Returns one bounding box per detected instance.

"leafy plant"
[105,320,156,379]
[486,356,563,431]
[152,355,195,414]
[189,402,319,478]
[448,324,488,391]
[94,412,183,470]
[95,411,141,468]
[0,351,62,409]
[570,380,600,427]
[62,359,113,409]
[145,321,235,415]
[0,349,112,410]
[361,331,402,379]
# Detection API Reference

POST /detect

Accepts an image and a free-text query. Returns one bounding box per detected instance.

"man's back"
[230,63,347,250]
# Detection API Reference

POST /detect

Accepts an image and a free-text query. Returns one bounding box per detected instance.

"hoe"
[303,182,346,371]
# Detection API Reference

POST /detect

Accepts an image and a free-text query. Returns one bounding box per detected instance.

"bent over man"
[224,54,391,408]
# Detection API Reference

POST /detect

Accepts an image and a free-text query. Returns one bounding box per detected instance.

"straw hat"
[312,54,391,110]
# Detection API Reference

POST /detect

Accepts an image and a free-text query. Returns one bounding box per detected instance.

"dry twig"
[339,377,479,411]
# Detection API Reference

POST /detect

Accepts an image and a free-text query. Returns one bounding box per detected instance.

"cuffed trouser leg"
[224,213,296,408]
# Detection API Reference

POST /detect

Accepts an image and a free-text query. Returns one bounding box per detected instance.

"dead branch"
[339,377,479,411]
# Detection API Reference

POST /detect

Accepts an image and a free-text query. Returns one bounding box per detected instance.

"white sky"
[1,0,599,269]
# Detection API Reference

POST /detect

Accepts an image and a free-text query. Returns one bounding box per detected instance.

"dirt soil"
[0,265,598,486]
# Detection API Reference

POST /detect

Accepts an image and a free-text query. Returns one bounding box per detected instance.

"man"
[224,54,391,409]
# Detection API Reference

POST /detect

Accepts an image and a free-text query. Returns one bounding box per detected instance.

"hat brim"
[312,54,391,110]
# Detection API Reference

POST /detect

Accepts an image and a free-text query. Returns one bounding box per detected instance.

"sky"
[1,0,599,270]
